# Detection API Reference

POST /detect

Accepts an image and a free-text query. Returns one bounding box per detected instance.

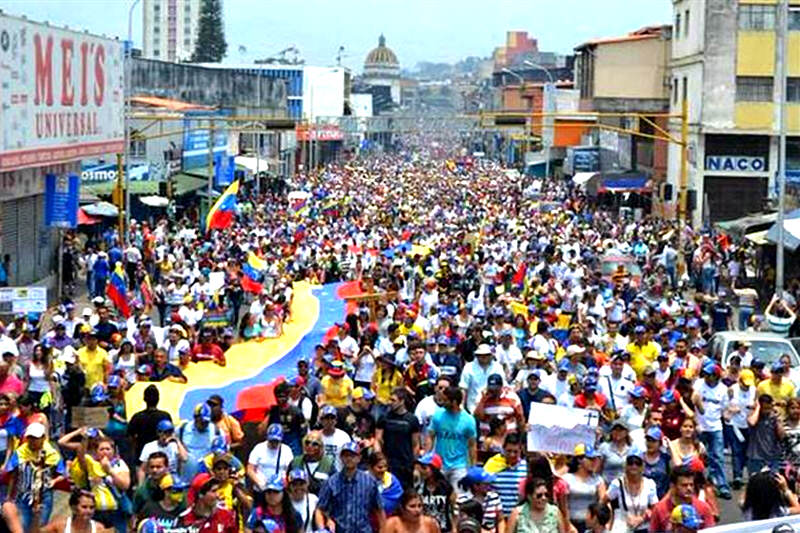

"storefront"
[0,14,124,288]
[702,134,770,222]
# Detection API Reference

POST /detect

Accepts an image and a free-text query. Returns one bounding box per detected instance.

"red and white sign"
[296,124,343,142]
[0,14,124,172]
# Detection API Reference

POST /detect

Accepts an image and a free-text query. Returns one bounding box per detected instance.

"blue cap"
[194,403,212,422]
[90,384,108,403]
[487,373,503,388]
[671,504,702,529]
[426,336,437,345]
[137,518,165,533]
[157,419,174,432]
[771,360,786,372]
[340,441,360,455]
[266,423,284,441]
[86,427,100,438]
[557,359,571,372]
[634,325,646,334]
[687,318,700,329]
[461,465,496,485]
[264,474,285,492]
[259,518,281,533]
[660,389,677,403]
[288,468,308,482]
[646,426,663,441]
[629,385,646,399]
[211,436,228,453]
[107,375,122,389]
[583,377,598,391]
[627,445,645,459]
[436,335,450,345]
[320,405,337,418]
[675,317,686,327]
[576,443,602,458]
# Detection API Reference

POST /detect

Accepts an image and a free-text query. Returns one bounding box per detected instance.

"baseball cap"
[340,441,360,455]
[60,345,77,364]
[574,442,601,458]
[487,373,503,389]
[566,345,585,356]
[660,389,677,403]
[416,451,443,470]
[137,519,165,533]
[288,468,308,483]
[461,465,496,485]
[557,359,571,372]
[702,362,722,376]
[328,360,346,377]
[670,504,702,529]
[610,349,627,362]
[210,436,228,454]
[107,375,122,389]
[583,377,598,391]
[90,384,109,404]
[634,325,646,334]
[266,423,284,441]
[157,419,175,433]
[194,403,212,422]
[771,524,796,533]
[629,385,646,399]
[645,426,663,441]
[320,405,337,418]
[263,474,285,492]
[474,344,493,356]
[771,360,786,373]
[24,422,46,439]
[740,369,756,387]
[352,387,375,400]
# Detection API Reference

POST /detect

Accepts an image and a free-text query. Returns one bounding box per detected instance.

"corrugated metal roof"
[84,174,207,196]
[575,25,669,49]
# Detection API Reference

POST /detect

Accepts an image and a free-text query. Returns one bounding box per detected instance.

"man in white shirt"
[494,330,522,375]
[336,324,360,360]
[598,352,635,414]
[247,423,295,491]
[138,419,188,482]
[692,362,732,499]
[459,344,506,413]
[318,405,352,470]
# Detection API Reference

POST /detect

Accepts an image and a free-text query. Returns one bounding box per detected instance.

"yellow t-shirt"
[69,455,128,511]
[77,346,109,390]
[757,378,796,413]
[626,341,659,378]
[320,375,353,408]
[372,367,404,405]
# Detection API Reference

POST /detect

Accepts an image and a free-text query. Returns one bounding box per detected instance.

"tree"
[190,0,227,63]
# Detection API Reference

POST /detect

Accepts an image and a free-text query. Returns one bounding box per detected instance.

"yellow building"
[667,0,800,225]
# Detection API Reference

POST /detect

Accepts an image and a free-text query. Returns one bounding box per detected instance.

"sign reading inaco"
[0,14,124,172]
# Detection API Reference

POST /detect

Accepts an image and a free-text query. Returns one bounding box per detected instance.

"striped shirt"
[318,469,382,533]
[767,313,794,337]
[478,388,524,434]
[491,459,528,514]
[457,489,504,531]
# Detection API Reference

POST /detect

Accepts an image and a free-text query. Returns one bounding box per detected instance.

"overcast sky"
[0,0,672,71]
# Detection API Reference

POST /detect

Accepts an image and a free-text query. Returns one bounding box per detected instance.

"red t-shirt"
[0,375,24,397]
[177,506,237,533]
[649,495,716,533]
[573,392,608,409]
[191,343,226,365]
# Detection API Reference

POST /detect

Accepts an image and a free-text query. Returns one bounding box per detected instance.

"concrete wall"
[593,38,671,100]
[701,0,737,129]
[130,58,288,114]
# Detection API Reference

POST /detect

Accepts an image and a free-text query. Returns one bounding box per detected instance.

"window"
[684,9,690,37]
[673,78,679,104]
[738,4,776,30]
[153,50,160,57]
[790,9,800,31]
[184,38,191,46]
[153,26,160,34]
[736,76,774,101]
[682,76,688,103]
[789,78,800,103]
[675,13,682,39]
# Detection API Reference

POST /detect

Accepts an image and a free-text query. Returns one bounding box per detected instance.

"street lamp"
[524,60,556,180]
[124,0,141,244]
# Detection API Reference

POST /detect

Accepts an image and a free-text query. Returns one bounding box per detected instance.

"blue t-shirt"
[429,407,477,470]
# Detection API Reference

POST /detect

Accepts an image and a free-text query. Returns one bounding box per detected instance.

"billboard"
[0,14,125,172]
[182,110,234,187]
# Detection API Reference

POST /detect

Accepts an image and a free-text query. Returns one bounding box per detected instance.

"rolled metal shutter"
[16,196,35,285]
[1,199,19,284]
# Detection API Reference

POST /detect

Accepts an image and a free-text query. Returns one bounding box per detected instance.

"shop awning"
[572,172,597,186]
[139,195,169,207]
[745,229,769,246]
[82,201,119,217]
[766,213,800,251]
[84,174,207,197]
[77,208,101,225]
[598,173,650,193]
[715,211,779,239]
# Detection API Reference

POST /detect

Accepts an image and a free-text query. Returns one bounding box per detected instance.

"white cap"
[82,307,93,317]
[51,315,64,325]
[60,346,77,364]
[24,422,46,438]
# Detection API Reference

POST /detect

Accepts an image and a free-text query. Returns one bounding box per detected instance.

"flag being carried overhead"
[106,264,130,318]
[241,251,267,293]
[205,180,239,233]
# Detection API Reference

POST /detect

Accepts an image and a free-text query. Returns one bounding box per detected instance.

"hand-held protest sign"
[527,402,600,454]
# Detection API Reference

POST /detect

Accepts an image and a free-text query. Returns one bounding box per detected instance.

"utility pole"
[776,0,789,296]
[124,0,141,244]
[207,120,215,217]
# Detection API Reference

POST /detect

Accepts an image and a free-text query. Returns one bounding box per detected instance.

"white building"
[303,66,351,121]
[362,34,402,104]
[142,0,201,62]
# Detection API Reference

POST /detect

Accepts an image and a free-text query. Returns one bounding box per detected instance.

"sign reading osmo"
[0,14,124,172]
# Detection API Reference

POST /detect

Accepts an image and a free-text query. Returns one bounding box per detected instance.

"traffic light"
[112,181,124,207]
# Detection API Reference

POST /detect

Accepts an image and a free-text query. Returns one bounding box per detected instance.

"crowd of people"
[1,140,800,533]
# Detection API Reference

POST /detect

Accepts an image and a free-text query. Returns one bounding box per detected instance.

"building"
[573,25,672,203]
[0,14,124,287]
[667,0,800,226]
[362,34,402,105]
[493,31,538,70]
[142,0,201,62]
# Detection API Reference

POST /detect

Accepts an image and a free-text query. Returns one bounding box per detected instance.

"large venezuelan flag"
[106,264,130,318]
[205,180,239,233]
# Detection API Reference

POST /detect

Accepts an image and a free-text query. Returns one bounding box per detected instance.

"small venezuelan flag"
[106,264,130,318]
[205,180,239,233]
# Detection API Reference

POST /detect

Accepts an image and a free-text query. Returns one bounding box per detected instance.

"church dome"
[364,34,400,78]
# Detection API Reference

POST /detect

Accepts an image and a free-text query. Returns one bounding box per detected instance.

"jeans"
[17,490,53,531]
[699,430,730,495]
[748,457,781,475]
[94,276,107,299]
[665,265,677,290]
[723,423,749,481]
[701,266,715,294]
[738,306,754,331]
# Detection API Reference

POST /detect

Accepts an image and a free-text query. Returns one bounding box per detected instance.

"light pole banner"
[0,13,125,172]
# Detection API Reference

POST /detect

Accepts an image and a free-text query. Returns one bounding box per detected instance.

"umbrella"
[82,201,119,217]
[77,208,101,226]
[139,195,169,207]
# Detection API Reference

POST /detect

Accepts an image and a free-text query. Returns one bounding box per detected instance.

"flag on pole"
[205,180,239,233]
[241,252,267,293]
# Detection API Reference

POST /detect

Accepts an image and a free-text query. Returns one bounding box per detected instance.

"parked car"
[710,331,800,373]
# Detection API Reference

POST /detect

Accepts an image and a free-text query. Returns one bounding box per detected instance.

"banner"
[0,287,48,314]
[701,514,800,533]
[0,13,124,171]
[44,173,79,228]
[526,403,599,454]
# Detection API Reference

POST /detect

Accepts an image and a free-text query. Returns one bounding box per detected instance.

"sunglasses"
[304,440,322,446]
[534,492,548,500]
[627,458,644,466]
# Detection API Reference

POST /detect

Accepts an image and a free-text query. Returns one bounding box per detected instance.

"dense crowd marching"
[1,140,800,533]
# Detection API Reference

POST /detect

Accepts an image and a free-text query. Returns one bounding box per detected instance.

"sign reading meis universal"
[0,14,124,172]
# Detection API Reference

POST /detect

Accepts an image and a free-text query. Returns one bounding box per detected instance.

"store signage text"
[705,155,766,172]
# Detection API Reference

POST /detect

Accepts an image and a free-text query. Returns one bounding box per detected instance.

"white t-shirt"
[606,476,658,533]
[693,379,728,432]
[291,493,319,533]
[248,442,294,488]
[415,394,440,434]
[139,440,181,475]
[321,428,352,471]
[598,374,634,412]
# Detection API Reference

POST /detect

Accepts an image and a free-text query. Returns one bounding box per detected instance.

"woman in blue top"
[642,426,671,499]
[368,452,403,515]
